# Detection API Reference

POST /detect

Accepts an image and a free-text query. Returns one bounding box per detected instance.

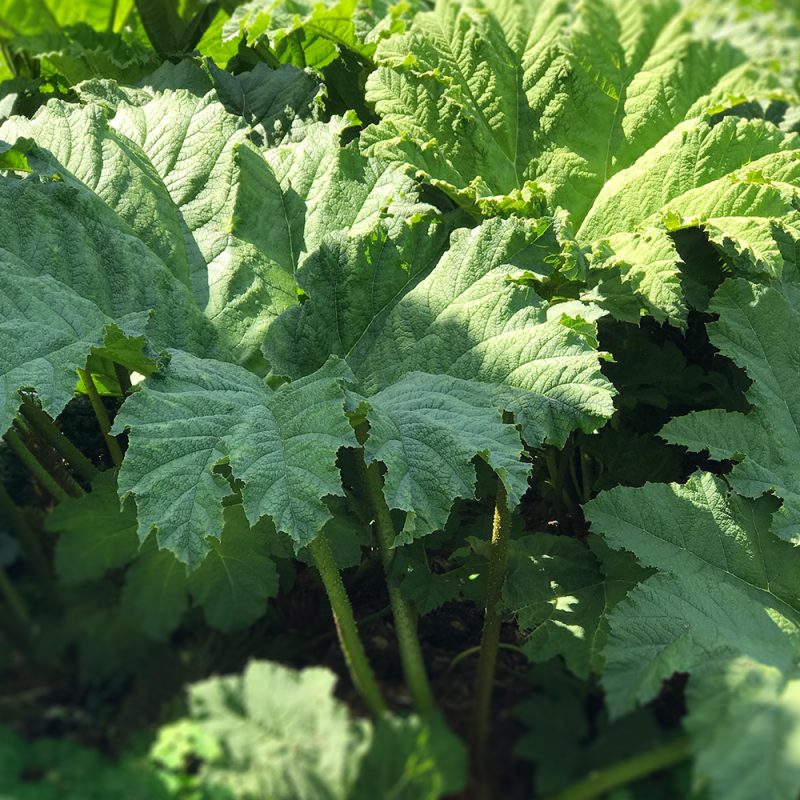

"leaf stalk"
[309,533,386,717]
[470,481,512,796]
[3,428,70,501]
[544,737,691,800]
[20,395,97,483]
[355,453,436,713]
[77,368,124,467]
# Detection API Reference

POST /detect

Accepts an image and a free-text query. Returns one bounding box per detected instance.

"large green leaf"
[363,0,800,324]
[363,373,530,543]
[662,280,800,543]
[1,59,424,366]
[271,216,616,447]
[120,212,613,559]
[365,0,790,220]
[264,214,613,541]
[0,60,425,438]
[114,353,356,566]
[585,472,800,800]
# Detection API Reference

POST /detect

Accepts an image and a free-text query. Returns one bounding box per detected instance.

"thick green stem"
[114,363,132,395]
[356,454,436,713]
[309,534,386,718]
[470,482,512,796]
[545,737,691,800]
[20,396,97,483]
[78,369,123,467]
[0,484,55,600]
[3,429,70,501]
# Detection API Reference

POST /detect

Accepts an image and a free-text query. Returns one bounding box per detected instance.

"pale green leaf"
[188,660,369,799]
[364,0,788,221]
[224,0,414,69]
[179,659,466,799]
[364,0,799,322]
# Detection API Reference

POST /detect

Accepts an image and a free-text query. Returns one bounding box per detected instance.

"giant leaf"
[265,214,613,541]
[364,0,800,324]
[270,216,615,446]
[365,0,791,220]
[585,472,800,800]
[0,60,424,440]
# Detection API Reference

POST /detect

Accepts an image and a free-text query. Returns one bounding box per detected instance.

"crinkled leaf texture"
[270,213,614,541]
[0,59,424,439]
[662,280,800,543]
[175,659,466,799]
[114,354,358,567]
[118,212,613,562]
[268,215,615,439]
[364,0,800,325]
[586,472,800,800]
[2,58,613,567]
